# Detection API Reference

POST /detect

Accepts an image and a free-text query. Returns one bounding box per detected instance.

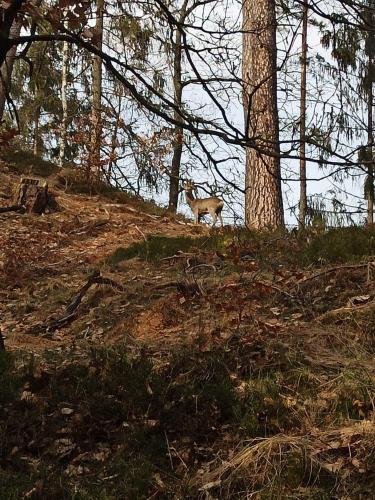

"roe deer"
[183,181,224,226]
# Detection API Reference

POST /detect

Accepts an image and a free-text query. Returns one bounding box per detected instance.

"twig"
[164,431,174,471]
[298,263,371,284]
[254,280,295,299]
[315,299,375,322]
[65,270,100,314]
[26,270,125,337]
[132,224,147,242]
[186,263,217,274]
[71,218,110,235]
[160,251,194,261]
[119,204,160,220]
[151,280,180,290]
[0,204,24,213]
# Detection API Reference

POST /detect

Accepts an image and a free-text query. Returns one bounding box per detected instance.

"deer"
[183,180,224,226]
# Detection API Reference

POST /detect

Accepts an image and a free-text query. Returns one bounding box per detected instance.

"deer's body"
[183,183,224,226]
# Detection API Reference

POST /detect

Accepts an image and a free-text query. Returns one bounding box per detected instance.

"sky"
[124,1,370,228]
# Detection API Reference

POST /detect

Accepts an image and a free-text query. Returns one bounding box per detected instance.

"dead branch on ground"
[26,270,125,337]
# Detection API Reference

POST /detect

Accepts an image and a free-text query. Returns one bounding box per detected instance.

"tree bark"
[59,32,69,168]
[14,178,49,214]
[242,0,284,229]
[90,0,104,177]
[108,89,122,179]
[33,105,41,157]
[299,2,308,229]
[0,18,21,121]
[366,1,375,225]
[168,1,188,212]
[367,80,374,225]
[0,1,25,67]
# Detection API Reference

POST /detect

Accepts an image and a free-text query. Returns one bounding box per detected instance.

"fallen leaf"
[61,407,74,415]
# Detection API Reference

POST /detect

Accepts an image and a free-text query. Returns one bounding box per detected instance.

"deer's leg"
[194,210,199,224]
[218,212,224,227]
[210,209,218,227]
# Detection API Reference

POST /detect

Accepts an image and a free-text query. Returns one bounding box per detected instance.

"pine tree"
[299,1,308,229]
[242,0,284,228]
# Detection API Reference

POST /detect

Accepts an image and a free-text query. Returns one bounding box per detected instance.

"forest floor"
[0,155,375,499]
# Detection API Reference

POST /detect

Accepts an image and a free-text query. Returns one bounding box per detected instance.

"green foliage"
[321,24,361,71]
[303,226,375,263]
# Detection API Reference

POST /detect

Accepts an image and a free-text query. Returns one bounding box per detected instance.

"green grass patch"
[107,235,201,264]
[2,149,59,177]
[302,226,375,264]
[106,230,260,265]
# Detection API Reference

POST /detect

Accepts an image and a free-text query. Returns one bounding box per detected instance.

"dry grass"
[1,162,375,498]
[197,421,375,496]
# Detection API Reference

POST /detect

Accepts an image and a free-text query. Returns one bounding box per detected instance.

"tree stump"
[14,177,59,214]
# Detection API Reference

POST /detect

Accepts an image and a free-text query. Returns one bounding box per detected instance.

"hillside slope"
[0,165,204,352]
[0,163,374,499]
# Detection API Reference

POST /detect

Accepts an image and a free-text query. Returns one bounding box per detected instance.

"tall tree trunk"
[108,90,122,179]
[0,1,24,68]
[298,1,308,229]
[90,0,104,177]
[242,0,284,229]
[59,35,69,168]
[168,1,189,212]
[0,19,21,121]
[367,78,374,225]
[366,0,375,225]
[168,24,184,212]
[33,105,41,156]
